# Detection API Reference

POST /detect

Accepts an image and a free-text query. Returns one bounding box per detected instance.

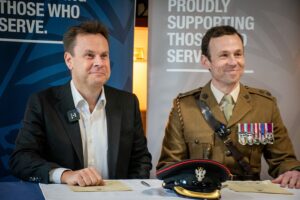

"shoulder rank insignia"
[177,87,202,99]
[245,86,274,100]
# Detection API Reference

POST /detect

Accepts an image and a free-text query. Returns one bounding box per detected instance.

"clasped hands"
[61,167,104,187]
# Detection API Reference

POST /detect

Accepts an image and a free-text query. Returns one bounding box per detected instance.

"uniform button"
[225,150,231,156]
[194,139,199,144]
[201,93,208,99]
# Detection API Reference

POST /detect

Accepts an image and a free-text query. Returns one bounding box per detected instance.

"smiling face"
[64,33,111,92]
[201,34,245,92]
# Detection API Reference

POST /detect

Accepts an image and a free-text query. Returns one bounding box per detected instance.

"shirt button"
[89,160,95,165]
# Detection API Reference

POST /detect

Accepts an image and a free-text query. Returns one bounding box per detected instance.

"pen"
[141,180,151,187]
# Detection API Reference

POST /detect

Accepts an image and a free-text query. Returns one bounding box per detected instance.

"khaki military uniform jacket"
[157,82,300,178]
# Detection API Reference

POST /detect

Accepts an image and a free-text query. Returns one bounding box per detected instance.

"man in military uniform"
[157,25,300,189]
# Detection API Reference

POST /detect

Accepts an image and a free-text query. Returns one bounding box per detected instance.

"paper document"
[69,180,132,192]
[223,180,293,195]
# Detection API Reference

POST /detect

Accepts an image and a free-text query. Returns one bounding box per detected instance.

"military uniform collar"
[210,82,240,104]
[199,81,253,126]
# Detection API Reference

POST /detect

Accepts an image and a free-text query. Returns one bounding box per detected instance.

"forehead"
[74,33,109,50]
[209,34,243,53]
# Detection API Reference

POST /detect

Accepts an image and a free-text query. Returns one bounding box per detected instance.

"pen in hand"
[141,180,151,187]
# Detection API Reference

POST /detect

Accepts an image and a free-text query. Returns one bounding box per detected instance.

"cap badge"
[195,167,206,182]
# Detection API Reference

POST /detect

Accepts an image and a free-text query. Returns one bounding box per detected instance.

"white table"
[40,179,300,200]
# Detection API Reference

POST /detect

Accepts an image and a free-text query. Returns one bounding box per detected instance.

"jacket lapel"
[54,83,84,167]
[199,82,253,127]
[199,82,227,125]
[228,84,252,127]
[104,86,121,178]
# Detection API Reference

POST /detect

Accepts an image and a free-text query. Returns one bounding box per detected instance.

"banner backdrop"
[148,0,300,178]
[0,0,135,180]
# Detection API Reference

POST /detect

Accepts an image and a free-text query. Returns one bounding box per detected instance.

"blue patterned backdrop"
[0,0,135,180]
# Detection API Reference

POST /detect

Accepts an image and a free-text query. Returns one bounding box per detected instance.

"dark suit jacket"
[9,83,152,183]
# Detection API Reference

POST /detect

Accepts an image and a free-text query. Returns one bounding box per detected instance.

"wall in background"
[133,27,148,111]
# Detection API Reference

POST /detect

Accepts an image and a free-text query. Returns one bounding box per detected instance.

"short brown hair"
[201,26,243,60]
[63,20,109,55]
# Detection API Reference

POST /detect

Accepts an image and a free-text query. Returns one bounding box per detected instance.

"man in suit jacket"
[157,26,300,189]
[10,20,152,186]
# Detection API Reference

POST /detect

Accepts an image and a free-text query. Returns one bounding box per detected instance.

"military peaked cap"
[156,159,231,199]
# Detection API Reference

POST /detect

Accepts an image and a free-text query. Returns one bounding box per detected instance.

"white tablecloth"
[40,179,300,200]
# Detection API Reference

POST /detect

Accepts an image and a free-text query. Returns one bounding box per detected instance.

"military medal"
[238,122,275,145]
[263,123,270,144]
[242,123,248,145]
[260,123,267,144]
[266,123,274,144]
[247,123,254,145]
[254,123,260,145]
[238,123,247,145]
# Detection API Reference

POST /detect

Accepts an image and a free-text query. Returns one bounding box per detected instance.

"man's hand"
[61,167,105,186]
[272,170,300,189]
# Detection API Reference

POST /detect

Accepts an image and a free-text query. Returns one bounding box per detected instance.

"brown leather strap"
[196,99,253,175]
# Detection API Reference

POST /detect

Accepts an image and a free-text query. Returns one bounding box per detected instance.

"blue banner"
[0,0,135,180]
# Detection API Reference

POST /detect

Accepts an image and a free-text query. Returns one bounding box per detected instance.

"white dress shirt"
[49,81,109,183]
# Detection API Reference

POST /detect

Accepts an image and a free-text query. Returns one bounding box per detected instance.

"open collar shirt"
[71,80,109,179]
